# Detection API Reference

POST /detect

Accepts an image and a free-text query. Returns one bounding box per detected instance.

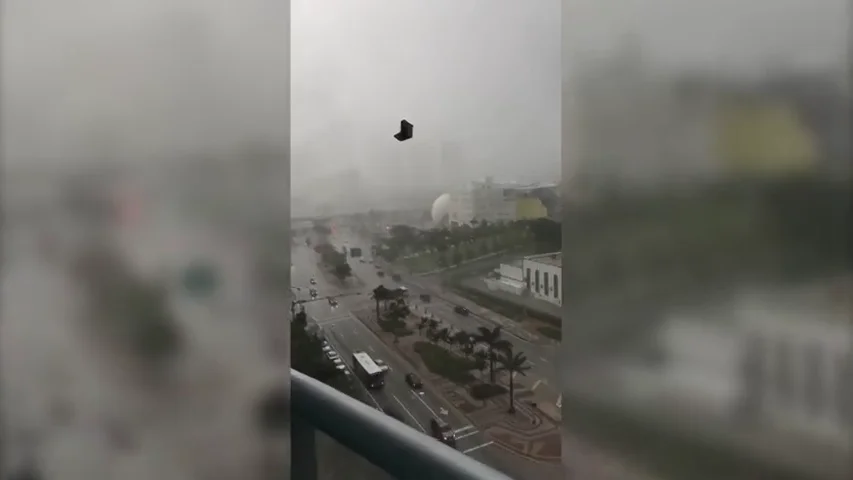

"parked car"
[430,419,456,447]
[453,305,470,316]
[405,373,423,390]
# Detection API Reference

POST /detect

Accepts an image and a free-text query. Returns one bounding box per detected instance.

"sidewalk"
[352,308,561,464]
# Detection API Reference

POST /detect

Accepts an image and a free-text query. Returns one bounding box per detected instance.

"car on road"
[430,419,456,448]
[453,305,470,316]
[309,278,317,285]
[405,373,423,390]
[328,297,338,307]
[310,288,318,299]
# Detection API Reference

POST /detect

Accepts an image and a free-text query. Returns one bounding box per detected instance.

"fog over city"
[0,0,849,478]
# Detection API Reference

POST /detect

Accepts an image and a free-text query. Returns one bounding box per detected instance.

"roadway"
[334,230,561,401]
[291,242,525,478]
[2,200,285,479]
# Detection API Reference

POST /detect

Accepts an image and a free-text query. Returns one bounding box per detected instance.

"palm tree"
[473,350,489,380]
[453,331,473,355]
[497,347,532,413]
[417,316,430,335]
[427,318,439,337]
[371,285,392,319]
[473,326,512,384]
[436,327,451,348]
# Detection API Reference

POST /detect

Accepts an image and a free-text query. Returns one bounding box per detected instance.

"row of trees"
[375,217,560,264]
[314,243,353,281]
[371,285,531,413]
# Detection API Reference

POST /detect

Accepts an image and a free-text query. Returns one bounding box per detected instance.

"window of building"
[738,334,767,417]
[773,339,795,406]
[553,273,559,299]
[836,352,852,427]
[534,269,540,293]
[803,343,826,416]
[543,271,549,295]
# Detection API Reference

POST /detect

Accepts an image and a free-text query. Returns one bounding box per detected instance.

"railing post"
[291,414,318,480]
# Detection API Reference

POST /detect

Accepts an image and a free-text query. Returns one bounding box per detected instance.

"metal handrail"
[291,369,514,480]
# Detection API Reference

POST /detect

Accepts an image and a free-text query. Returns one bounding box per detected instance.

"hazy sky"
[2,0,847,189]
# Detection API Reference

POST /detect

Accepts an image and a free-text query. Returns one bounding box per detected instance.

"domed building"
[430,193,452,225]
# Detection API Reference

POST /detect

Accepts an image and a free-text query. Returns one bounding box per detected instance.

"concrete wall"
[522,256,562,306]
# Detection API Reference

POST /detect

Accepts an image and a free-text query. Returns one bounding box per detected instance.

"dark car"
[405,373,423,390]
[377,271,385,277]
[430,419,456,447]
[309,288,318,298]
[453,305,470,316]
[391,273,402,282]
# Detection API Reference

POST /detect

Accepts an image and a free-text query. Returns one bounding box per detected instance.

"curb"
[352,311,560,463]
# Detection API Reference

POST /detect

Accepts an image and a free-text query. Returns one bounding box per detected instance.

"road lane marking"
[457,431,479,440]
[540,357,548,363]
[462,441,494,454]
[392,395,425,432]
[531,379,543,391]
[454,425,475,434]
[368,346,376,353]
[412,391,440,419]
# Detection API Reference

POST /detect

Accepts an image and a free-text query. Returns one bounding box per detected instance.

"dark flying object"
[394,120,413,141]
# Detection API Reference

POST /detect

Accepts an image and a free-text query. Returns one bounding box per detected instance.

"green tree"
[497,347,532,413]
[371,285,393,319]
[473,326,512,384]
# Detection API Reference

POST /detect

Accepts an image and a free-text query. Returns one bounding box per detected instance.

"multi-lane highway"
[332,231,561,402]
[291,241,525,477]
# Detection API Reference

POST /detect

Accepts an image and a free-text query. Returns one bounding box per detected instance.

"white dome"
[431,193,452,223]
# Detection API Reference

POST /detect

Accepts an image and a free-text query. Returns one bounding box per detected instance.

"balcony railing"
[291,370,515,480]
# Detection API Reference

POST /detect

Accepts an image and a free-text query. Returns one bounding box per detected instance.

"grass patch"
[399,251,443,273]
[538,326,562,340]
[469,383,508,400]
[413,341,477,385]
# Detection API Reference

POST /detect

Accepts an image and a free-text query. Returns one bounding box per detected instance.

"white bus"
[352,351,386,389]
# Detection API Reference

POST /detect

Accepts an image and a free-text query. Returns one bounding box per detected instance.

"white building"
[522,252,562,306]
[485,252,562,307]
[485,260,526,296]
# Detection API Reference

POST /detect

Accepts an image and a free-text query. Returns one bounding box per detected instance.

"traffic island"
[352,308,561,464]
